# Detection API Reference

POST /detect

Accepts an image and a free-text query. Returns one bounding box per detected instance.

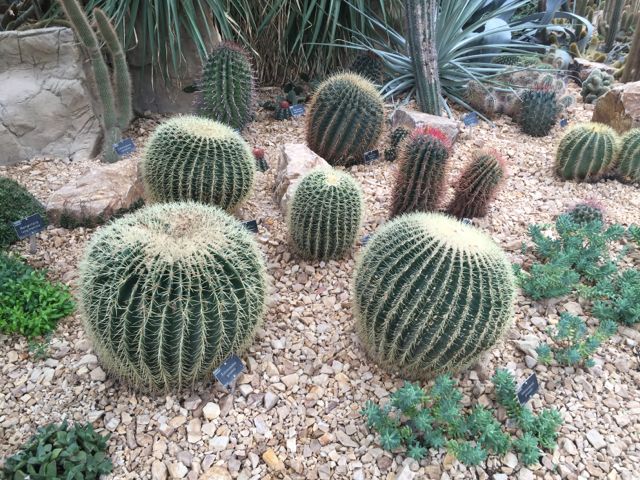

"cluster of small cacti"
[383,127,410,162]
[580,69,614,104]
[287,168,364,260]
[519,87,560,137]
[350,51,384,84]
[566,202,604,225]
[142,116,255,211]
[306,73,384,166]
[353,212,515,378]
[618,129,640,182]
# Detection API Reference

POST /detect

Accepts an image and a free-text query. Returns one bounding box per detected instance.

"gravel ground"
[1,85,639,480]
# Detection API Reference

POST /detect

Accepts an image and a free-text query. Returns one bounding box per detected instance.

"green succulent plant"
[350,50,384,84]
[0,177,45,248]
[566,202,604,225]
[580,69,614,104]
[384,126,410,162]
[519,88,560,137]
[617,128,640,182]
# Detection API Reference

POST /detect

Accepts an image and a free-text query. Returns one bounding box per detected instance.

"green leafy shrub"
[0,253,74,338]
[2,421,112,479]
[0,177,45,248]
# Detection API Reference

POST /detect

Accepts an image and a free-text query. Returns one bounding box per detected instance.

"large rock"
[571,58,616,82]
[0,27,101,166]
[592,81,640,133]
[391,107,460,143]
[273,144,330,214]
[47,157,144,226]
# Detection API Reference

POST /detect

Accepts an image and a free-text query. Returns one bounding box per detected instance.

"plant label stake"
[289,104,305,117]
[113,138,136,157]
[361,234,371,246]
[517,373,539,405]
[463,112,479,128]
[560,118,569,128]
[243,220,259,234]
[364,149,380,165]
[461,218,473,225]
[12,213,46,254]
[213,354,245,393]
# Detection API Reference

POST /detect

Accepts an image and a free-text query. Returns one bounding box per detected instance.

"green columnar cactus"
[287,169,364,260]
[350,51,384,84]
[390,127,450,217]
[306,73,384,167]
[79,202,267,391]
[384,127,410,162]
[618,129,640,182]
[198,42,254,131]
[580,69,614,104]
[555,123,619,182]
[566,202,604,225]
[354,212,515,379]
[142,116,255,211]
[447,150,506,219]
[519,88,560,137]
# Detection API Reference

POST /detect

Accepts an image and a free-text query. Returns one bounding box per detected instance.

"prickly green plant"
[519,88,560,137]
[384,126,410,162]
[142,116,255,211]
[350,51,384,84]
[198,42,255,131]
[580,69,614,104]
[306,73,384,167]
[617,128,640,182]
[447,150,506,219]
[555,123,619,181]
[274,100,292,121]
[0,177,45,248]
[354,212,515,379]
[287,169,364,260]
[492,54,540,67]
[566,202,604,226]
[390,127,450,217]
[79,202,267,391]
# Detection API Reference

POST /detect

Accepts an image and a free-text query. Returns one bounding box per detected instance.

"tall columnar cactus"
[354,212,515,379]
[519,88,560,137]
[622,15,640,82]
[79,202,267,391]
[306,73,384,166]
[142,116,255,210]
[618,129,640,182]
[447,150,507,219]
[350,51,384,84]
[604,0,625,52]
[555,123,619,182]
[580,69,614,104]
[198,42,255,131]
[384,126,410,162]
[390,127,450,217]
[287,169,364,260]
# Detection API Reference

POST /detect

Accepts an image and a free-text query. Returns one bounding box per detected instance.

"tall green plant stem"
[405,0,442,115]
[604,0,625,52]
[622,15,640,82]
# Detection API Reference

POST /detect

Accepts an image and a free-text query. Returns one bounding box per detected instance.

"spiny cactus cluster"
[555,123,619,182]
[198,42,254,131]
[566,202,604,225]
[142,116,255,211]
[79,202,267,391]
[350,51,384,84]
[390,127,451,217]
[306,73,384,167]
[354,212,515,379]
[618,129,640,182]
[492,54,541,67]
[384,127,410,162]
[519,87,560,137]
[447,149,507,219]
[580,69,614,104]
[287,169,364,260]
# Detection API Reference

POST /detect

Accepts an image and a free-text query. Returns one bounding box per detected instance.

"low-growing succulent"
[274,100,292,121]
[287,169,364,260]
[384,126,410,162]
[79,202,267,391]
[617,128,640,182]
[350,50,384,84]
[566,201,604,226]
[580,69,614,104]
[354,212,515,379]
[519,87,560,137]
[142,116,255,211]
[0,177,45,248]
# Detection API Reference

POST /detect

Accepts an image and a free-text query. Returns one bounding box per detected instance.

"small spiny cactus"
[274,100,292,121]
[384,127,410,162]
[618,128,640,182]
[253,147,268,172]
[580,69,614,104]
[566,201,604,225]
[350,51,384,84]
[519,87,560,137]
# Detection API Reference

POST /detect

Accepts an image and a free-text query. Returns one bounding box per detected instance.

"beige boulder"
[571,58,616,82]
[592,81,640,133]
[390,107,460,143]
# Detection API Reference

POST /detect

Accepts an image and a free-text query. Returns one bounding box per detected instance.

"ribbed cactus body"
[287,169,364,260]
[555,123,619,181]
[567,202,604,225]
[143,116,255,210]
[618,129,640,182]
[274,101,292,121]
[350,51,384,83]
[354,212,515,379]
[390,127,450,217]
[447,150,506,219]
[198,42,254,131]
[79,202,267,391]
[580,69,614,104]
[384,127,410,162]
[306,73,384,167]
[519,89,560,137]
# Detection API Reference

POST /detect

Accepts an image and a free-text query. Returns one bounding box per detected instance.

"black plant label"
[243,220,259,233]
[12,213,46,240]
[364,149,380,164]
[517,373,539,405]
[213,355,245,389]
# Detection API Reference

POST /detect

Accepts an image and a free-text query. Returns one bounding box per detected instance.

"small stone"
[203,402,221,421]
[281,373,299,388]
[151,460,168,480]
[210,436,229,451]
[518,468,534,480]
[169,416,187,428]
[318,432,334,446]
[167,462,188,479]
[200,466,232,480]
[89,367,106,381]
[562,438,578,455]
[262,448,285,472]
[187,418,201,443]
[177,451,193,467]
[503,452,518,469]
[493,475,508,480]
[563,301,583,316]
[264,392,279,411]
[336,430,358,448]
[397,465,415,480]
[7,351,18,363]
[586,429,606,450]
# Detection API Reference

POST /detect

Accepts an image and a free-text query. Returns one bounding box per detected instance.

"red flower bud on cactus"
[252,147,265,159]
[279,100,291,109]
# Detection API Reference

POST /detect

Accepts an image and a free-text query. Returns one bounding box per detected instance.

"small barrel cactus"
[566,201,604,225]
[555,123,619,182]
[274,100,292,121]
[447,149,506,219]
[617,128,640,182]
[384,126,410,162]
[287,169,364,260]
[580,69,614,104]
[306,73,384,167]
[198,42,254,131]
[354,212,515,379]
[253,147,268,172]
[142,116,255,211]
[79,202,267,391]
[390,127,451,217]
[350,51,384,84]
[519,87,560,137]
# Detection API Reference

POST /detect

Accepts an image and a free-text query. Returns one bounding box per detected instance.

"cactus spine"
[306,73,384,167]
[555,123,619,181]
[353,212,515,379]
[580,69,614,104]
[519,88,560,137]
[390,127,450,217]
[198,42,255,131]
[287,169,364,260]
[447,150,507,219]
[384,127,410,162]
[350,51,384,84]
[142,116,255,211]
[618,129,640,182]
[79,202,267,391]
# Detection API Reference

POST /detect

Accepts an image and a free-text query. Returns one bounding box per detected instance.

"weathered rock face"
[273,144,330,214]
[47,157,144,226]
[571,58,617,82]
[391,107,460,143]
[0,27,102,166]
[592,81,640,133]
